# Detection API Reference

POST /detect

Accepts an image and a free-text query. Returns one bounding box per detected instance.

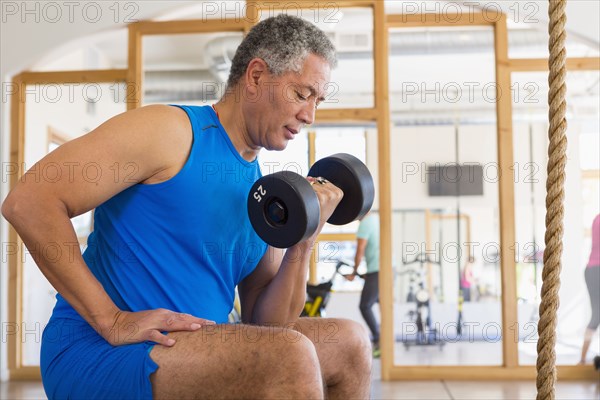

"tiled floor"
[369,360,600,400]
[370,379,600,400]
[1,360,598,400]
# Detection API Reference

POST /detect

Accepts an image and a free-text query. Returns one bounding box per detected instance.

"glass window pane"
[508,22,599,59]
[142,32,243,106]
[259,130,309,175]
[310,240,379,331]
[313,125,377,235]
[20,82,126,366]
[389,25,502,366]
[314,240,362,291]
[512,70,600,366]
[314,127,367,163]
[260,7,375,109]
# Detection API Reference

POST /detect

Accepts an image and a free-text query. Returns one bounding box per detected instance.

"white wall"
[390,123,500,296]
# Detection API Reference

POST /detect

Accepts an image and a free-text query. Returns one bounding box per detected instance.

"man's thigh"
[149,323,323,399]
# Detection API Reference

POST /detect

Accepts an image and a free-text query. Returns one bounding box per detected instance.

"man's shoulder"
[167,104,213,123]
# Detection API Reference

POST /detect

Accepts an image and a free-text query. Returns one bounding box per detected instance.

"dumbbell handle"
[308,154,374,226]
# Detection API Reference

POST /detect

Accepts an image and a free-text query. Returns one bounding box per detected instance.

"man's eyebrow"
[302,85,326,102]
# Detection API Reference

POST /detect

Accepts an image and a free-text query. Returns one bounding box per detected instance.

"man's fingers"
[173,312,216,326]
[107,310,216,347]
[161,316,214,332]
[148,330,176,347]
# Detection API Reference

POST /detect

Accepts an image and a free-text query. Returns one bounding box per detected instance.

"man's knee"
[334,318,369,336]
[332,319,372,361]
[267,332,323,398]
[276,330,320,367]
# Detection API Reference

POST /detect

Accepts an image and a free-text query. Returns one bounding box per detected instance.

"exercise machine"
[400,253,444,349]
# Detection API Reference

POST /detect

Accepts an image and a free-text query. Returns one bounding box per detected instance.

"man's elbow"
[2,189,42,226]
[1,191,20,224]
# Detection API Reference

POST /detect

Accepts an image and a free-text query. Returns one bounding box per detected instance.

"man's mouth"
[285,126,299,139]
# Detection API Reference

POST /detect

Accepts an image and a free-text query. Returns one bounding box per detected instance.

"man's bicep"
[238,247,284,323]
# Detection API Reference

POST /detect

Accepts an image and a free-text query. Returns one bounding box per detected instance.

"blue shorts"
[41,316,159,400]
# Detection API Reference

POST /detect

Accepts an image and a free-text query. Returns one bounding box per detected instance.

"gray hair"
[226,14,337,88]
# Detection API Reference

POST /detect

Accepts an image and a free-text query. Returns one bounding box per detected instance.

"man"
[347,212,380,357]
[2,15,371,399]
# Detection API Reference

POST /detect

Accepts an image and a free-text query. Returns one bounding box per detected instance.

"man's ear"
[245,58,269,88]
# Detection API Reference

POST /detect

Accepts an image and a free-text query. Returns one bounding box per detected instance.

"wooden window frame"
[7,70,127,379]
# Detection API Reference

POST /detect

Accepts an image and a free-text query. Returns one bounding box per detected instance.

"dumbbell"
[247,153,374,248]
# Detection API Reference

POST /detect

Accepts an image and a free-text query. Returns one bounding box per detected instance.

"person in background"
[460,256,475,302]
[347,212,380,357]
[580,213,600,365]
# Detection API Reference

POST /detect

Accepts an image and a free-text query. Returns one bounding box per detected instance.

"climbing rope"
[536,1,567,399]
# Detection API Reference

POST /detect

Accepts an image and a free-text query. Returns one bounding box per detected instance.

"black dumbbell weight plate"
[308,154,374,225]
[247,171,321,248]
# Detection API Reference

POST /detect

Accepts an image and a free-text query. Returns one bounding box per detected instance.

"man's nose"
[298,102,315,125]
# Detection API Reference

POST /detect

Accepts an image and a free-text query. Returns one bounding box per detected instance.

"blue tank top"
[51,105,268,324]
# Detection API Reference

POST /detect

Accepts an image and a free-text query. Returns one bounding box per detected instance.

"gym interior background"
[1,0,598,396]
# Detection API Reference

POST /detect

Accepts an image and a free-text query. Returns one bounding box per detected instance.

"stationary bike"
[302,259,355,317]
[400,253,444,349]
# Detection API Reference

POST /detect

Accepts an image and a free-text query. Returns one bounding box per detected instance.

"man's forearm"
[249,180,344,325]
[250,241,313,325]
[3,197,119,331]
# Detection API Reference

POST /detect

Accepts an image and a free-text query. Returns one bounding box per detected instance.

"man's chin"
[267,141,288,152]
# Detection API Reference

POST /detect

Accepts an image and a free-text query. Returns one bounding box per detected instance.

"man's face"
[245,53,331,151]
